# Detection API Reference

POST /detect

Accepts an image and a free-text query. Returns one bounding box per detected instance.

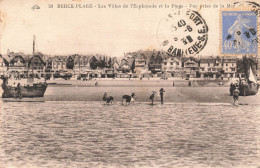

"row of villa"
[0,50,258,79]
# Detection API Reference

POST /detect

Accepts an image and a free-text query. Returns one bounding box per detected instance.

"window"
[208,63,210,67]
[226,63,228,66]
[164,62,167,65]
[208,68,211,71]
[170,62,173,65]
[201,68,204,71]
[232,63,234,66]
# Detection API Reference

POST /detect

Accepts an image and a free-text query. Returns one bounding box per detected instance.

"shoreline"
[1,77,247,88]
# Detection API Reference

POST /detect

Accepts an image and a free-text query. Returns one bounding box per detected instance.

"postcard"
[0,0,260,168]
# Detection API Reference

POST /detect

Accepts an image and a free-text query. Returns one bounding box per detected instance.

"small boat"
[230,56,259,96]
[1,76,48,98]
[238,66,259,96]
[1,35,48,98]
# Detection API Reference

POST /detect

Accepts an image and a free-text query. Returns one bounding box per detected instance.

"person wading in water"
[233,87,240,105]
[159,88,165,104]
[149,91,156,105]
[103,91,107,101]
[16,83,22,99]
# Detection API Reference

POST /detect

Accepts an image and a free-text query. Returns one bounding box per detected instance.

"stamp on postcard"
[157,9,208,57]
[220,10,258,55]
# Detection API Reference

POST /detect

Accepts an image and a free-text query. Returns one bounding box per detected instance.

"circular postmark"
[157,9,208,57]
[233,1,260,43]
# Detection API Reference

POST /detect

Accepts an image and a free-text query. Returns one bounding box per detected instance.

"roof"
[135,52,147,60]
[29,55,45,64]
[10,55,26,64]
[200,56,216,63]
[182,57,199,63]
[221,56,237,62]
[52,56,68,61]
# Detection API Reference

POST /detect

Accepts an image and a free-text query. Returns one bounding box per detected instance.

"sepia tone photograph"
[0,0,260,167]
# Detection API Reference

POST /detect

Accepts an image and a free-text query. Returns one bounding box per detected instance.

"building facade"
[52,56,67,71]
[222,56,237,78]
[199,56,222,78]
[182,57,199,78]
[149,53,163,74]
[28,55,45,72]
[134,53,149,77]
[9,55,27,72]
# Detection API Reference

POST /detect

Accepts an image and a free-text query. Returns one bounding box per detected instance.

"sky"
[0,0,258,57]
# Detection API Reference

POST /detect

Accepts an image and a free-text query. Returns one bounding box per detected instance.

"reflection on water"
[0,101,260,168]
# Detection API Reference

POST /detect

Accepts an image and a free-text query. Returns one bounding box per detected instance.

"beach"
[1,78,259,105]
[45,78,233,87]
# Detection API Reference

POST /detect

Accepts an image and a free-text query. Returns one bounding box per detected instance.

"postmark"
[157,9,208,57]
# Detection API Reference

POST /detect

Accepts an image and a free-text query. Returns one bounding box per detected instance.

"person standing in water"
[233,87,240,105]
[149,91,156,105]
[16,83,22,99]
[103,91,107,101]
[159,88,165,104]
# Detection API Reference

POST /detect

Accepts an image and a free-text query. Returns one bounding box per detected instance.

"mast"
[31,35,36,80]
[243,55,249,79]
[33,35,35,56]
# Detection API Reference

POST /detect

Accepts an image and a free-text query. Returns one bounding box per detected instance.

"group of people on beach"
[149,88,165,105]
[102,88,166,105]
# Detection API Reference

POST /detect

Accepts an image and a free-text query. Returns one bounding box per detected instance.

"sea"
[0,87,260,168]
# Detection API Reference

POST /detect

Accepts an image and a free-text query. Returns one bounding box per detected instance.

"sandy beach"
[1,78,259,104]
[45,78,234,87]
[41,86,259,105]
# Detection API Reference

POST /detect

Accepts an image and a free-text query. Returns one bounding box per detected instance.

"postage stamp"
[157,9,208,57]
[220,9,259,55]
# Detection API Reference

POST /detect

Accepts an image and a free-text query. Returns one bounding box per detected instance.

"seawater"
[0,101,260,168]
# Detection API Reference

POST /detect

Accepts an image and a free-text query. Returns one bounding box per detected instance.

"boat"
[238,66,259,96]
[1,76,47,98]
[230,56,259,96]
[1,35,48,98]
